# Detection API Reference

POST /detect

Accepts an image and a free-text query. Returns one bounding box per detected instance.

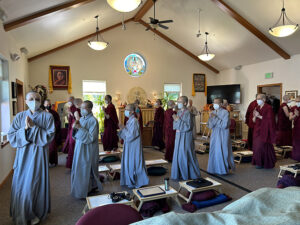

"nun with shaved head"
[8,91,55,225]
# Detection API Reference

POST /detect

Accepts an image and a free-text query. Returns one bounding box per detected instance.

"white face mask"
[213,104,220,110]
[125,110,130,118]
[257,99,264,106]
[27,100,41,112]
[178,103,183,109]
[297,102,300,107]
[105,100,109,105]
[81,108,89,116]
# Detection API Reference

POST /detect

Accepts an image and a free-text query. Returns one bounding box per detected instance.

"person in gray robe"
[188,99,198,139]
[118,104,149,188]
[71,100,102,199]
[207,98,235,175]
[171,96,201,181]
[8,91,55,225]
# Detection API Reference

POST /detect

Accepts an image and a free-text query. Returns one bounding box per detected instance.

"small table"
[232,140,247,151]
[233,150,253,164]
[132,185,180,211]
[83,192,135,214]
[274,146,293,159]
[107,159,168,179]
[99,149,123,159]
[178,177,222,203]
[98,165,110,179]
[278,164,300,178]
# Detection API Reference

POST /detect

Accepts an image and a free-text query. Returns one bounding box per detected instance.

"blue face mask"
[125,110,130,118]
[27,100,41,112]
[81,109,88,116]
[178,103,183,109]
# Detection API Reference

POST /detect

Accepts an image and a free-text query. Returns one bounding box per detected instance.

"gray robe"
[71,113,102,199]
[207,108,235,175]
[8,109,55,225]
[119,115,149,188]
[188,106,198,139]
[171,109,201,180]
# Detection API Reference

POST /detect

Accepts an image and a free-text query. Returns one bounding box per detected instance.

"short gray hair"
[74,98,82,105]
[180,96,188,104]
[84,100,93,109]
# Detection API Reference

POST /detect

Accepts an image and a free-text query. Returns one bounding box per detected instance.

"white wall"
[215,54,300,121]
[0,21,29,184]
[28,22,217,109]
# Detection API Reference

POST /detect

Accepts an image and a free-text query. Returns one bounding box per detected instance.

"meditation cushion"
[191,190,217,201]
[101,156,119,163]
[192,194,232,209]
[182,203,197,213]
[277,173,300,188]
[147,166,167,176]
[76,204,143,225]
[140,199,170,217]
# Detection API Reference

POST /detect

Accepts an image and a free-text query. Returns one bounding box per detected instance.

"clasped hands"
[172,114,179,121]
[253,109,261,118]
[72,120,81,129]
[209,111,216,118]
[25,116,34,130]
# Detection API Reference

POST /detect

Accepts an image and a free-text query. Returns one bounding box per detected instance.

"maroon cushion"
[182,203,197,213]
[76,204,143,225]
[191,190,217,202]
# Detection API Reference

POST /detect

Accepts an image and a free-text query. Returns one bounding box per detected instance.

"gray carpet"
[0,143,297,225]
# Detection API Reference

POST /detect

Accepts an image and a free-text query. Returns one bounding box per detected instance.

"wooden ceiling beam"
[138,20,219,74]
[4,0,95,31]
[134,0,156,22]
[28,18,134,62]
[211,0,290,60]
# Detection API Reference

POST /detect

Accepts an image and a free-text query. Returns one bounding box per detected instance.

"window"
[82,80,106,134]
[0,57,10,144]
[164,83,182,101]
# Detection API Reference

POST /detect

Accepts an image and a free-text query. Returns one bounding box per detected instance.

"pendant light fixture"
[107,0,142,12]
[269,0,298,37]
[198,32,215,61]
[88,15,108,51]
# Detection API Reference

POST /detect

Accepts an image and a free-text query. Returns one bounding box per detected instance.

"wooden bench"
[233,150,253,164]
[274,146,293,159]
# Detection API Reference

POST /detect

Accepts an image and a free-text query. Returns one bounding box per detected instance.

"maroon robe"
[152,106,165,150]
[245,100,258,150]
[48,109,61,165]
[276,103,292,146]
[252,103,276,168]
[136,107,143,133]
[164,109,176,161]
[62,104,77,153]
[103,103,119,151]
[66,108,81,168]
[291,106,300,161]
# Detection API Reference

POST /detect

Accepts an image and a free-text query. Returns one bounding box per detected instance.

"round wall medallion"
[124,53,146,77]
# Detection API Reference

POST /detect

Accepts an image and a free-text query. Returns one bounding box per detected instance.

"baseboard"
[0,169,13,189]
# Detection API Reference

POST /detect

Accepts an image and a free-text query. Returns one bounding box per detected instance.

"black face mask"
[45,106,51,110]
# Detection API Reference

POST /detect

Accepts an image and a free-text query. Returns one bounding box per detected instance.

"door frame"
[16,79,24,112]
[257,83,282,103]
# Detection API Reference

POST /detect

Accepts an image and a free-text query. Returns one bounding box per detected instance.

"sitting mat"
[101,156,120,163]
[192,194,232,209]
[147,166,167,176]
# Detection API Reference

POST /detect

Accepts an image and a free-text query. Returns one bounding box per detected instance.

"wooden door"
[16,79,24,112]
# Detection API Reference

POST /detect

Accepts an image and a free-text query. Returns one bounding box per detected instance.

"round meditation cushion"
[147,166,167,176]
[101,156,120,163]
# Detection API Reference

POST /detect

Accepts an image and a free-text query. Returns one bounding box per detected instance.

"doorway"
[16,79,24,113]
[257,83,282,103]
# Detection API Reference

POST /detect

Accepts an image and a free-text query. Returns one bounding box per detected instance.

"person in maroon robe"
[152,99,165,150]
[62,96,76,154]
[290,96,300,161]
[66,98,82,168]
[102,95,119,151]
[276,95,292,146]
[252,94,276,169]
[44,99,61,166]
[164,100,176,161]
[245,95,258,150]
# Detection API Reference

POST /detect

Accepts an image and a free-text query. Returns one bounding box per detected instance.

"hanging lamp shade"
[107,0,141,12]
[198,32,215,61]
[88,15,108,51]
[269,1,298,37]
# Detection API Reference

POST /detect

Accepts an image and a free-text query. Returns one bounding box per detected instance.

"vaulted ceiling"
[1,0,300,71]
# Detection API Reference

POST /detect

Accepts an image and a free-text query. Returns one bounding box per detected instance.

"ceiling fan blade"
[158,20,173,24]
[158,24,169,29]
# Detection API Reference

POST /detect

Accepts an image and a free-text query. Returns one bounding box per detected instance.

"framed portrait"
[193,73,205,92]
[285,90,298,100]
[50,66,70,90]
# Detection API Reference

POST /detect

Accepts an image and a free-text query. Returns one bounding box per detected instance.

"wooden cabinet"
[118,107,155,126]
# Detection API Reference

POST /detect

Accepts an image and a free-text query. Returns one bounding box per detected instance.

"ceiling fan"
[146,0,173,31]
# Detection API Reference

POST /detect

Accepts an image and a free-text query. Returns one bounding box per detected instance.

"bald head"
[283,95,290,102]
[179,96,188,104]
[214,98,223,104]
[74,98,82,108]
[167,100,175,108]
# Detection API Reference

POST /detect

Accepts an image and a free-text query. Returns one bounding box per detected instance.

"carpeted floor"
[0,142,296,225]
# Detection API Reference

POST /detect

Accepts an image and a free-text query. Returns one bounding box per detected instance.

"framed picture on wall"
[193,73,205,92]
[285,90,298,100]
[50,66,70,90]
